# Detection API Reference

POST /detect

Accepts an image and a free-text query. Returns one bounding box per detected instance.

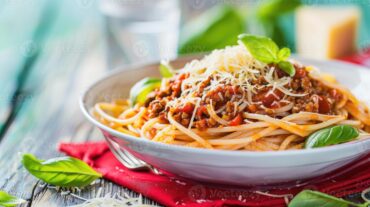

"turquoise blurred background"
[0,0,369,69]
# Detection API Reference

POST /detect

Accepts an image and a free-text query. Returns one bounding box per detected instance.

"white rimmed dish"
[80,56,370,186]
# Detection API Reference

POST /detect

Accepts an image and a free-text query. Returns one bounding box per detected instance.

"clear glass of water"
[100,0,181,69]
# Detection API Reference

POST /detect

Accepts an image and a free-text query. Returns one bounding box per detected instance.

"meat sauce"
[145,65,343,129]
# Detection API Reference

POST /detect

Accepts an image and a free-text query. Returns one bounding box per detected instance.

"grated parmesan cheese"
[69,193,157,207]
[38,182,158,207]
[167,42,307,120]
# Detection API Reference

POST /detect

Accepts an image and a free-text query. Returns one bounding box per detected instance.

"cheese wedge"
[296,6,360,59]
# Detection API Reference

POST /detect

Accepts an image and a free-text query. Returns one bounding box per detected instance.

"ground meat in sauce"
[145,64,343,130]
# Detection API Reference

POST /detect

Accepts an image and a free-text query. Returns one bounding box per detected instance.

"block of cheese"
[296,6,360,59]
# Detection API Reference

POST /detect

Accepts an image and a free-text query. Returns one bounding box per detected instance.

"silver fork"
[106,139,162,175]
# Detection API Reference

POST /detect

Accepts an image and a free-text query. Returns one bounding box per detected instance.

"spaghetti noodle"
[92,43,370,151]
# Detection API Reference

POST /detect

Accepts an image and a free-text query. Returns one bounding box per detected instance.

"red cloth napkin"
[59,142,370,207]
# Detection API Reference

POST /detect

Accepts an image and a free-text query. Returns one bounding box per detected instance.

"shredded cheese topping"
[69,193,156,207]
[166,42,307,124]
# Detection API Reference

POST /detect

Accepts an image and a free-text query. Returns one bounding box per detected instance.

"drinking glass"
[100,0,180,69]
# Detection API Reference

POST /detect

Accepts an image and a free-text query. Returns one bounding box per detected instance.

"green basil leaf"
[129,77,161,106]
[278,47,291,61]
[22,154,102,187]
[0,191,25,207]
[278,61,295,77]
[305,125,359,149]
[288,190,358,207]
[159,61,173,78]
[238,34,279,64]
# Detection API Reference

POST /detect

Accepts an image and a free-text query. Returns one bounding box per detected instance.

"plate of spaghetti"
[81,34,370,185]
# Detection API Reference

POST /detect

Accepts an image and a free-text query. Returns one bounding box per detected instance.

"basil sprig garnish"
[129,77,161,106]
[22,154,102,188]
[130,61,175,105]
[289,190,369,207]
[0,191,25,207]
[305,125,359,149]
[238,34,295,77]
[159,60,174,78]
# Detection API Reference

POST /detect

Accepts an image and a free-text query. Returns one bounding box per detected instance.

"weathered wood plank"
[0,29,159,206]
[0,1,160,205]
[0,26,97,194]
[28,122,158,206]
[0,0,50,130]
[0,38,94,200]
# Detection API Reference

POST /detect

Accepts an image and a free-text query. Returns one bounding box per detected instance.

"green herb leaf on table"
[22,154,102,188]
[129,77,161,106]
[288,190,361,207]
[305,125,359,149]
[238,34,295,76]
[159,60,174,78]
[0,191,25,207]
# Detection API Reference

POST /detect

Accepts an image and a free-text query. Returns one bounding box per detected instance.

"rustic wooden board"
[0,1,159,205]
[0,0,50,132]
[0,31,159,206]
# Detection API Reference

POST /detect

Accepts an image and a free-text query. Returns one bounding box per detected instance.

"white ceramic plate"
[80,56,370,186]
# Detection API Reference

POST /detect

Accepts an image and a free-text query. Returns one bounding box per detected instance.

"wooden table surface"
[0,1,367,206]
[0,1,160,206]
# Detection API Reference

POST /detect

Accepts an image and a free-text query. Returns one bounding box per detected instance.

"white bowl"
[80,56,370,186]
